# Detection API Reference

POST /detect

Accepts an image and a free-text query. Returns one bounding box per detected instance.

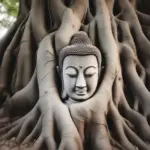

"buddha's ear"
[56,66,68,100]
[56,66,60,75]
[61,88,68,100]
[61,78,68,100]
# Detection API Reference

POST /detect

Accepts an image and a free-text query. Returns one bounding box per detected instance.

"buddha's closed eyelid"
[65,67,77,77]
[85,72,96,77]
[84,66,97,76]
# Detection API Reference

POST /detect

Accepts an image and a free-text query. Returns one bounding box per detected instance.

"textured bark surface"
[0,0,150,149]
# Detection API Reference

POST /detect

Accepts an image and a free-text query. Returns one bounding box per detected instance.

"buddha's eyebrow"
[85,66,97,70]
[65,66,77,70]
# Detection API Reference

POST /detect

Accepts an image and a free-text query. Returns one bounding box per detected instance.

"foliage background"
[0,0,18,28]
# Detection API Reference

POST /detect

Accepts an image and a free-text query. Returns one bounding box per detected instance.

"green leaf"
[0,0,18,27]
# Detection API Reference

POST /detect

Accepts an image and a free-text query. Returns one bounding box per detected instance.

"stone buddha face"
[62,55,99,102]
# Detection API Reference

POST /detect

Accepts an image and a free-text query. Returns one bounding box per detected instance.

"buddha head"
[58,32,101,102]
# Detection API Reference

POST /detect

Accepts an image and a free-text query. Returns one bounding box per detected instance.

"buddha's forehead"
[63,55,98,69]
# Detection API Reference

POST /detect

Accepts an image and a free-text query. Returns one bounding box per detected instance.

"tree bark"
[0,0,150,150]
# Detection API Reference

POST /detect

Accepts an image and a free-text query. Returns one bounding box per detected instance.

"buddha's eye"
[68,74,77,77]
[65,68,77,78]
[85,67,97,77]
[85,73,95,77]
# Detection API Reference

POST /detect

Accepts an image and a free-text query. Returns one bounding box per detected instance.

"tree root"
[0,100,83,150]
[1,0,150,150]
[88,19,97,45]
[136,11,150,26]
[0,103,40,142]
[109,100,149,150]
[0,0,30,66]
[120,44,150,117]
[48,0,66,28]
[15,17,35,92]
[0,104,41,150]
[84,4,93,24]
[0,15,26,65]
[0,29,22,94]
[31,0,47,43]
[117,0,150,91]
[22,116,42,145]
[0,16,28,106]
[120,92,150,142]
[0,69,38,120]
[136,60,146,82]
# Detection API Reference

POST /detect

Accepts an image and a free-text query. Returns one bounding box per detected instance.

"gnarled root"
[120,44,150,118]
[109,100,149,150]
[0,103,40,150]
[117,0,150,92]
[119,92,150,142]
[15,17,35,92]
[0,99,83,150]
[0,70,38,124]
[0,17,27,106]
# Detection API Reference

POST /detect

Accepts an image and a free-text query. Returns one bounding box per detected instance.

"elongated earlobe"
[56,66,60,75]
[61,88,68,100]
[57,66,68,100]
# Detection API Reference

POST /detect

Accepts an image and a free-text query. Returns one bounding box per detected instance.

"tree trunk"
[0,0,150,149]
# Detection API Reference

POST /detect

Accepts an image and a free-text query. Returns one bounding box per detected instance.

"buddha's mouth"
[75,90,87,95]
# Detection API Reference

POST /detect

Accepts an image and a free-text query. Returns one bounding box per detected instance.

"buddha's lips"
[75,89,87,95]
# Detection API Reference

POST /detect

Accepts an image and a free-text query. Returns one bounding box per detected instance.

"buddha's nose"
[76,72,86,89]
